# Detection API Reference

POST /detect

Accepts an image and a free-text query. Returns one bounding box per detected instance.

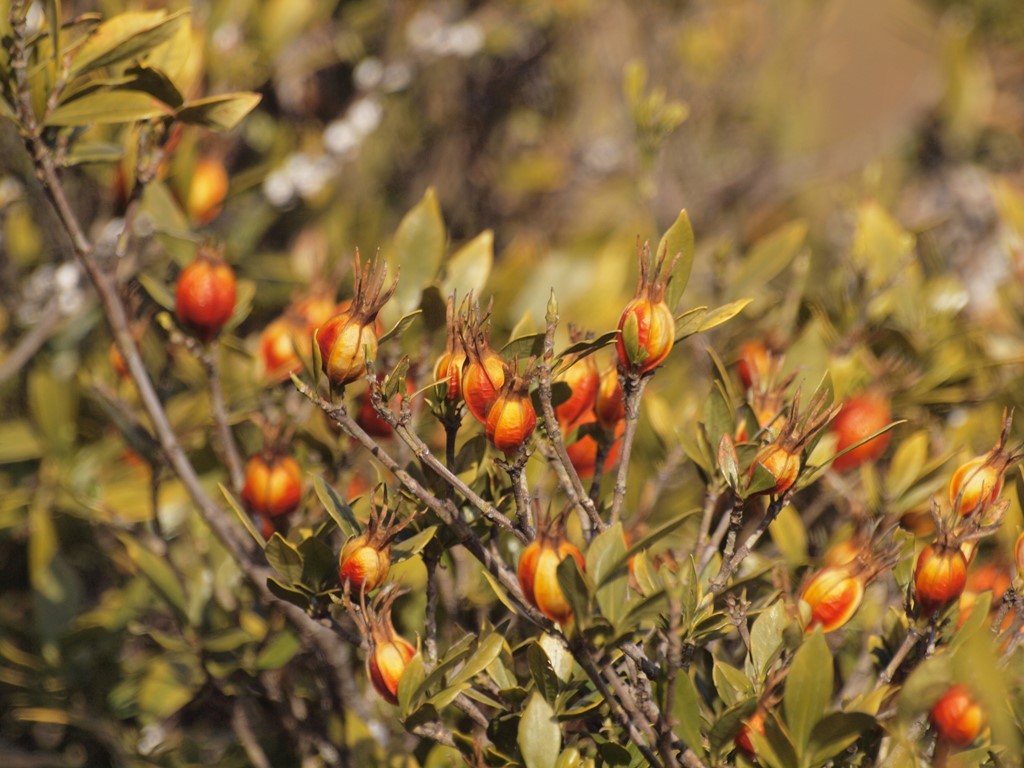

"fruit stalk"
[610,370,650,525]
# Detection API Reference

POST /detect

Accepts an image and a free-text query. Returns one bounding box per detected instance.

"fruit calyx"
[338,486,415,595]
[458,298,509,424]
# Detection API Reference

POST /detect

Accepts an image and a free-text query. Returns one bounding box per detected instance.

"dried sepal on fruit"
[316,250,398,387]
[517,507,585,624]
[174,242,237,343]
[747,384,842,496]
[486,368,537,456]
[353,587,417,705]
[949,410,1023,517]
[459,299,508,423]
[338,487,415,595]
[615,239,679,375]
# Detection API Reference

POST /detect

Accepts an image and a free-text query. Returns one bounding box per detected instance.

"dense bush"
[4,1,1024,767]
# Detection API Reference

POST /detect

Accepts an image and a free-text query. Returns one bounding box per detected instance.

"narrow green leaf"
[784,628,832,758]
[660,209,695,310]
[718,433,740,491]
[674,306,709,340]
[518,692,561,768]
[748,600,787,681]
[137,271,176,311]
[555,555,591,626]
[115,533,187,623]
[697,298,752,333]
[621,311,643,366]
[70,9,189,76]
[587,523,629,625]
[264,533,304,585]
[219,484,266,548]
[266,577,310,610]
[527,642,561,703]
[442,230,493,298]
[450,634,505,687]
[0,420,44,463]
[312,476,360,538]
[500,332,546,362]
[398,652,426,716]
[808,711,877,765]
[390,188,445,314]
[731,220,807,300]
[672,671,706,759]
[255,631,301,671]
[64,141,123,166]
[378,310,422,345]
[176,92,261,131]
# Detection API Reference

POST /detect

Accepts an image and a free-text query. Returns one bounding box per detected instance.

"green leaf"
[115,533,188,624]
[70,9,190,76]
[176,92,262,131]
[767,505,807,568]
[137,655,202,719]
[748,599,787,682]
[697,299,752,333]
[674,306,709,340]
[28,368,77,455]
[555,555,591,626]
[298,537,335,590]
[718,433,740,491]
[64,141,124,166]
[391,188,445,314]
[500,332,545,362]
[219,484,266,548]
[450,634,505,687]
[660,209,695,310]
[47,88,171,126]
[266,577,310,610]
[264,533,304,585]
[784,628,832,759]
[124,63,183,108]
[518,692,561,768]
[731,220,807,300]
[398,652,426,716]
[137,271,176,311]
[672,671,706,759]
[527,642,561,703]
[554,330,619,367]
[312,476,360,537]
[379,310,422,345]
[808,711,876,765]
[0,420,44,463]
[587,523,629,626]
[621,311,643,366]
[708,698,758,754]
[392,526,438,560]
[255,631,301,671]
[886,430,930,498]
[442,230,493,298]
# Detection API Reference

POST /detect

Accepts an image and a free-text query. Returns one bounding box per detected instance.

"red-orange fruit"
[914,544,968,615]
[616,297,675,374]
[462,351,506,423]
[830,392,892,473]
[260,315,304,381]
[434,348,467,401]
[735,709,766,758]
[486,379,537,455]
[564,411,624,478]
[186,158,229,226]
[339,533,393,593]
[801,565,865,633]
[518,534,586,624]
[555,354,600,426]
[748,443,801,496]
[930,684,984,746]
[174,249,237,342]
[949,456,1003,516]
[595,365,625,430]
[736,340,770,390]
[367,622,416,705]
[241,455,303,518]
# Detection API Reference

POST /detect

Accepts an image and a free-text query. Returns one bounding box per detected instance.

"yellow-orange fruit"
[801,565,865,633]
[950,456,1003,516]
[555,354,599,426]
[260,315,304,381]
[462,351,506,423]
[338,533,392,593]
[736,340,770,390]
[735,709,766,758]
[368,633,416,704]
[186,158,229,226]
[930,684,984,746]
[749,443,800,496]
[240,455,303,518]
[175,251,237,343]
[914,544,968,615]
[565,411,624,478]
[486,387,537,455]
[317,313,378,387]
[434,348,467,401]
[595,365,625,430]
[616,297,675,374]
[830,392,892,473]
[518,536,585,624]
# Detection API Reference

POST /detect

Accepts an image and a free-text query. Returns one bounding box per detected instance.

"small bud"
[930,684,985,747]
[175,244,237,343]
[800,564,865,633]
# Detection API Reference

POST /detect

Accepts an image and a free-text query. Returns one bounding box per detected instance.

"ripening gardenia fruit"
[174,245,237,343]
[486,373,538,455]
[914,543,968,616]
[338,492,413,594]
[829,391,892,473]
[260,315,304,382]
[735,709,766,758]
[595,364,625,430]
[434,293,468,402]
[554,341,600,426]
[615,240,678,374]
[460,308,508,423]
[930,684,985,747]
[564,411,624,479]
[360,591,417,705]
[317,251,397,387]
[949,411,1023,516]
[800,564,866,633]
[241,454,304,518]
[518,516,586,624]
[186,157,229,226]
[736,339,772,391]
[747,385,842,496]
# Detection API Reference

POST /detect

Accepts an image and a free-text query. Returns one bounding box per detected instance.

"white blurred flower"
[382,62,413,93]
[407,9,444,53]
[354,57,385,91]
[212,22,243,52]
[348,98,382,137]
[263,169,296,208]
[324,120,359,156]
[442,21,485,58]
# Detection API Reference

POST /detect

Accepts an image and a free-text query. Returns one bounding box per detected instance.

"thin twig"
[0,299,65,385]
[232,700,272,768]
[610,372,650,525]
[880,625,922,684]
[202,344,245,493]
